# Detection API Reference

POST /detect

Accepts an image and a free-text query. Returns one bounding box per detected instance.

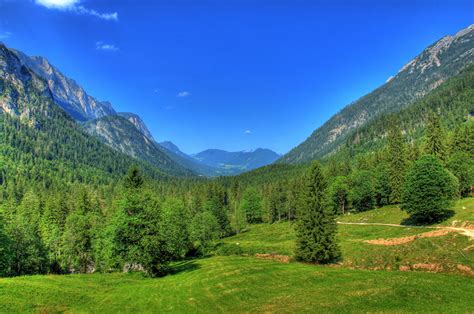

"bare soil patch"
[255,254,290,263]
[364,229,455,246]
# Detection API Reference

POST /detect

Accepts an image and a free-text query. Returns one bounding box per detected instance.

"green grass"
[338,198,474,227]
[1,256,473,313]
[220,198,474,274]
[3,199,473,312]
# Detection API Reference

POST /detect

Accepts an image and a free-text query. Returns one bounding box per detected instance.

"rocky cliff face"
[117,112,154,141]
[280,24,474,164]
[11,49,116,121]
[0,44,55,123]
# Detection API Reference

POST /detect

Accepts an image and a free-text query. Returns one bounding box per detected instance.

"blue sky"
[0,0,472,154]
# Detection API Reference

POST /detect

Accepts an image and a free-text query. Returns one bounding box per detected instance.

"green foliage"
[189,211,220,256]
[0,217,12,277]
[327,176,349,214]
[204,184,231,237]
[349,170,375,212]
[240,187,264,224]
[160,198,191,260]
[424,113,448,163]
[113,168,170,276]
[402,155,458,223]
[447,151,474,197]
[295,162,340,263]
[387,120,407,203]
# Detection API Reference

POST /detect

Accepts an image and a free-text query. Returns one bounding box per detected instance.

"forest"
[0,90,472,276]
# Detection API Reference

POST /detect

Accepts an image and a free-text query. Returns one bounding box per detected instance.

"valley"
[0,3,473,313]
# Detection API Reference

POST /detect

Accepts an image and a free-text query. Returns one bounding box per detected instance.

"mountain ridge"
[279,24,474,164]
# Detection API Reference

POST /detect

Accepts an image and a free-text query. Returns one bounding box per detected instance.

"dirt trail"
[337,222,474,241]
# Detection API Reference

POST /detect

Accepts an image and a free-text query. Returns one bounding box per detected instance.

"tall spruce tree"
[424,113,447,163]
[387,119,407,203]
[295,161,340,263]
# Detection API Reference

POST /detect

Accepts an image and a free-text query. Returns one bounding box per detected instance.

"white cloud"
[177,91,191,98]
[96,41,119,51]
[35,0,118,21]
[36,0,79,9]
[244,130,252,135]
[0,31,12,40]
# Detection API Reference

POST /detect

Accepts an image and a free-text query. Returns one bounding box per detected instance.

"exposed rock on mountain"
[280,24,474,163]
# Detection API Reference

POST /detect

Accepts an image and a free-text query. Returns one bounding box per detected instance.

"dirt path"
[337,222,474,240]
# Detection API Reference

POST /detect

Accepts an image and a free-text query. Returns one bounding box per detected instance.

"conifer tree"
[387,120,407,203]
[424,113,447,163]
[295,161,340,263]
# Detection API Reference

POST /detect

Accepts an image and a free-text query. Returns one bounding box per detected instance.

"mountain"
[0,43,167,184]
[117,112,154,141]
[11,48,116,122]
[192,148,281,176]
[280,24,474,164]
[4,44,195,177]
[160,141,189,159]
[84,115,193,177]
[344,65,474,154]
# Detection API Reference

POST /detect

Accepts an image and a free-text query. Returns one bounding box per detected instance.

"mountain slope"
[280,24,474,163]
[11,48,116,122]
[84,115,193,177]
[192,148,281,176]
[0,43,166,184]
[117,112,154,141]
[344,65,474,154]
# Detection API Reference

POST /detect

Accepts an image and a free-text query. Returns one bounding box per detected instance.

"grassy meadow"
[1,256,473,313]
[1,198,473,313]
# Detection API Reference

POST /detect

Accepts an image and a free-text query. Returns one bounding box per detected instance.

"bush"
[402,155,458,223]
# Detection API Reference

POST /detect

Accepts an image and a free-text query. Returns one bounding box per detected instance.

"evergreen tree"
[349,170,375,212]
[240,187,264,224]
[424,113,448,163]
[189,211,220,256]
[113,167,169,276]
[204,184,231,237]
[447,152,474,197]
[374,163,391,207]
[402,155,458,223]
[0,217,12,277]
[328,176,349,215]
[295,162,340,263]
[160,198,191,260]
[387,120,407,203]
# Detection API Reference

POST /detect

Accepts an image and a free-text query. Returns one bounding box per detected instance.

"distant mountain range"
[279,24,474,163]
[1,44,278,177]
[160,142,280,176]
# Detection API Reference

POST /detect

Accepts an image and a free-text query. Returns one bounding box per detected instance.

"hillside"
[84,115,193,177]
[116,112,155,141]
[280,24,474,163]
[221,198,474,276]
[343,65,474,154]
[1,256,472,313]
[0,43,166,184]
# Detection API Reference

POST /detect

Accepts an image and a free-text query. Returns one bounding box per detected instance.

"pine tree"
[424,113,447,163]
[295,161,340,263]
[387,120,407,203]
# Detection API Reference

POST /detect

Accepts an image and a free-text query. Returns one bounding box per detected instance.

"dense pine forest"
[0,63,472,277]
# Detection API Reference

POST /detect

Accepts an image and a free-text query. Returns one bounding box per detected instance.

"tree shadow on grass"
[400,210,455,226]
[168,260,201,276]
